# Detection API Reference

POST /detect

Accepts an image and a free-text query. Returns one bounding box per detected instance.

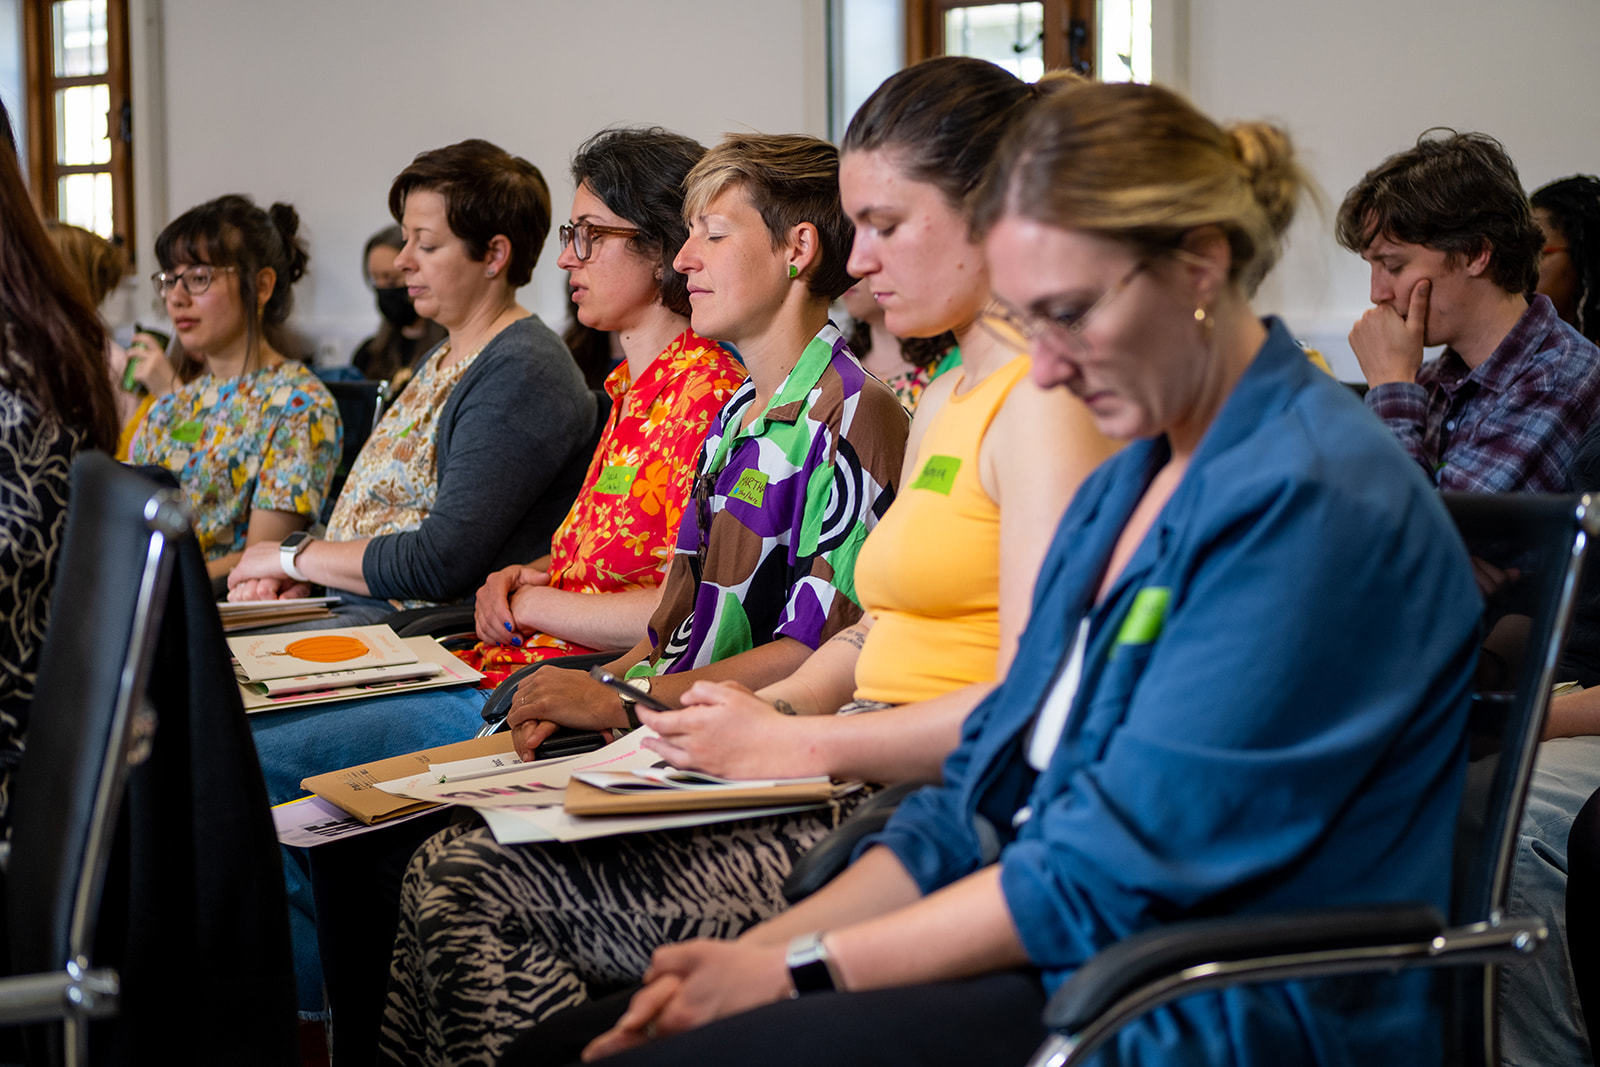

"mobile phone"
[588,666,674,712]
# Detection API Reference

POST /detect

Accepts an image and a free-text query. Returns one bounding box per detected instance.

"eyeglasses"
[558,221,642,262]
[980,261,1145,354]
[150,265,237,298]
[1542,245,1571,257]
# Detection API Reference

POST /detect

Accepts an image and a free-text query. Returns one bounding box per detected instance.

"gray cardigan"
[361,315,596,603]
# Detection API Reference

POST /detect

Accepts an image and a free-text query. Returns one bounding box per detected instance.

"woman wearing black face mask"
[352,224,446,382]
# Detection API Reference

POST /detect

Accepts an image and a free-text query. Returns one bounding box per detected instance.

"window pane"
[943,3,1044,82]
[1098,0,1152,83]
[51,0,109,78]
[54,84,111,165]
[58,171,113,237]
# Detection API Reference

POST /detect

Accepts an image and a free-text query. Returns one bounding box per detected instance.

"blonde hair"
[44,220,127,307]
[681,133,856,299]
[975,81,1306,295]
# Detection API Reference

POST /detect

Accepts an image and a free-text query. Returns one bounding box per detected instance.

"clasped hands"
[226,541,310,602]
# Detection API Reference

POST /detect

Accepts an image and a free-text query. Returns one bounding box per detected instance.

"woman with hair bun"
[562,82,1483,1067]
[129,194,341,579]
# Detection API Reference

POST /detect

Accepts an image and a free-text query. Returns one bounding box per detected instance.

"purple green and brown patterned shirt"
[1365,294,1600,492]
[630,322,909,677]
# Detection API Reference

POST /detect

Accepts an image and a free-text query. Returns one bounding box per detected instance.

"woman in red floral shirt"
[458,127,745,686]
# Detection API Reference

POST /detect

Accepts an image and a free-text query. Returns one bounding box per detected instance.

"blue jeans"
[1500,735,1600,1066]
[251,685,493,1015]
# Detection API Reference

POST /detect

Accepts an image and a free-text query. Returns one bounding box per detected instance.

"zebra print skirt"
[378,789,873,1066]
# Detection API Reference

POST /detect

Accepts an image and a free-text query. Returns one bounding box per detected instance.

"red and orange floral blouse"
[457,330,744,686]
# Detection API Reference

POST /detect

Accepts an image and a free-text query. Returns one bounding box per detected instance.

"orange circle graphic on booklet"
[276,634,370,663]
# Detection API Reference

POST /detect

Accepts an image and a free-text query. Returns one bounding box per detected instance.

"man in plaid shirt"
[1337,130,1600,491]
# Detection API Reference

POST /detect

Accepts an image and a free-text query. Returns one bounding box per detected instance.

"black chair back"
[5,455,297,1065]
[322,379,387,522]
[6,456,182,1038]
[1441,492,1597,1062]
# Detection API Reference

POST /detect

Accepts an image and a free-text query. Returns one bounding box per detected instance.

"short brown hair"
[1336,130,1542,294]
[388,139,551,288]
[975,81,1305,296]
[682,133,855,300]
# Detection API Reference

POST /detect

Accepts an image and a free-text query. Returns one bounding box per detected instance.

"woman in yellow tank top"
[638,58,1116,784]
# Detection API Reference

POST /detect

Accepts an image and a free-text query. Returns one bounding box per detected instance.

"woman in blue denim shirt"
[525,82,1484,1067]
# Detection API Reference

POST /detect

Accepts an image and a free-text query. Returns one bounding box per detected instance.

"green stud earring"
[787,264,799,279]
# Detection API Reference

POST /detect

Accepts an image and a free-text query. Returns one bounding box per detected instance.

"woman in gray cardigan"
[228,139,595,622]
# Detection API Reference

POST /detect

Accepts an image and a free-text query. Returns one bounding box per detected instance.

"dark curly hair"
[1532,175,1600,343]
[155,193,309,378]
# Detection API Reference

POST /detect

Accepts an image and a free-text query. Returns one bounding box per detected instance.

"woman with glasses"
[383,59,1114,1064]
[378,132,908,1067]
[248,127,744,1041]
[621,57,1112,796]
[128,194,342,580]
[547,81,1484,1067]
[225,139,595,623]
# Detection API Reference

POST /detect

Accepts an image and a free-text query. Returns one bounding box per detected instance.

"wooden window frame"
[906,0,1097,76]
[21,0,134,250]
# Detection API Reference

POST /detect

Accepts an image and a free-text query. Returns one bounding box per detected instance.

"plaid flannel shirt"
[1365,295,1600,492]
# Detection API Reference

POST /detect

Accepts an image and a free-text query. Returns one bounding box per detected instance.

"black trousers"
[309,808,457,1066]
[502,969,1050,1067]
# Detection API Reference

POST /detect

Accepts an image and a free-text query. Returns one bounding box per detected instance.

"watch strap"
[280,536,311,584]
[786,932,837,997]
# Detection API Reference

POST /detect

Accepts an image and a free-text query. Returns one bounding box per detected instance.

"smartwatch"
[785,931,839,997]
[617,676,653,730]
[279,531,314,584]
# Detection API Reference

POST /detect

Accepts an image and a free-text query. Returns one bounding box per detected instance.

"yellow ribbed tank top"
[852,354,1031,704]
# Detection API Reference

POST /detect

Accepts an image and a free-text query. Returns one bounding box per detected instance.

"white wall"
[150,0,827,365]
[144,0,1600,377]
[1180,0,1600,378]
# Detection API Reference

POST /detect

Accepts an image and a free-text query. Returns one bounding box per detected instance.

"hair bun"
[1226,121,1302,239]
[268,201,309,284]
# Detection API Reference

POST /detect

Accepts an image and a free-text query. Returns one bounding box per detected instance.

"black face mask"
[375,285,419,329]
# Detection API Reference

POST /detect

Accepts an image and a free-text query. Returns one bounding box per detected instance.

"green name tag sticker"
[593,464,638,495]
[911,454,962,495]
[729,469,769,507]
[1114,587,1170,647]
[171,419,204,445]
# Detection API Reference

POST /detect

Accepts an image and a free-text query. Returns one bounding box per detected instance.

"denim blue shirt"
[874,319,1482,1065]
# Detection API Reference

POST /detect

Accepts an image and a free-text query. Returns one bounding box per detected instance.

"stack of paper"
[228,625,483,713]
[216,596,342,632]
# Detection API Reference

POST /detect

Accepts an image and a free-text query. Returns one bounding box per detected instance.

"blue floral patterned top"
[130,360,341,561]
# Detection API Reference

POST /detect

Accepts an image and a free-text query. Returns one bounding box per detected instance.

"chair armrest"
[390,604,476,638]
[781,781,921,903]
[0,965,119,1026]
[1045,904,1446,1033]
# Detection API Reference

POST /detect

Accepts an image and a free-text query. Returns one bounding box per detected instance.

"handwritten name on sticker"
[729,469,769,507]
[594,464,639,495]
[911,455,962,495]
